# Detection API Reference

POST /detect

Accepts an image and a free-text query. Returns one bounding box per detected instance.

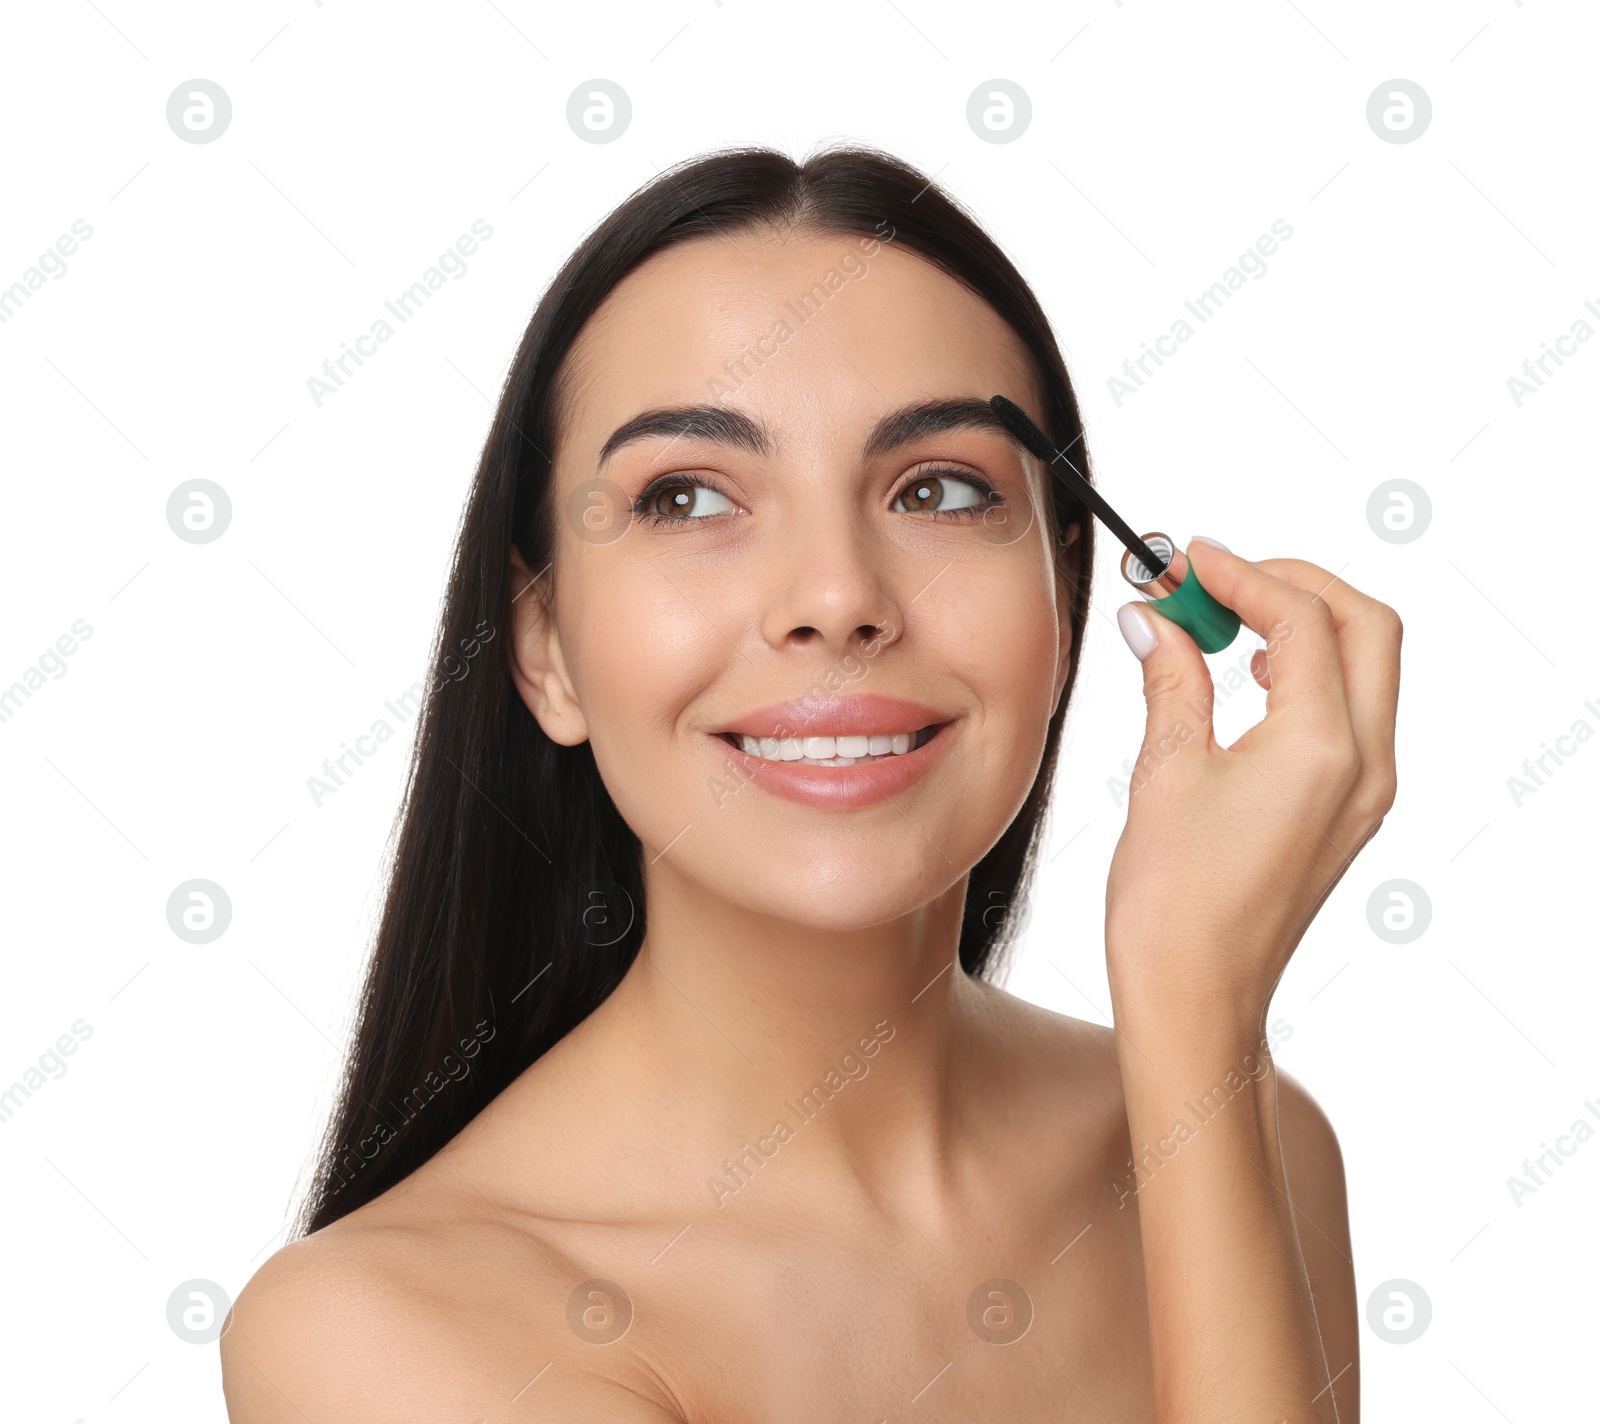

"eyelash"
[629,467,1003,528]
[894,466,1002,521]
[630,476,731,528]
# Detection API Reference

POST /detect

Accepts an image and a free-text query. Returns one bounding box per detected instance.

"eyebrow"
[595,396,1021,470]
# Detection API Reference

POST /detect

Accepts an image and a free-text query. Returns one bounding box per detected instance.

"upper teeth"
[738,732,915,765]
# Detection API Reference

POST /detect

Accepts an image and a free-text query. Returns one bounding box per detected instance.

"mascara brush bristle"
[989,394,1057,464]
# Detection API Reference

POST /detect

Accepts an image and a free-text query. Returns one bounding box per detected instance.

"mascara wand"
[988,394,1242,654]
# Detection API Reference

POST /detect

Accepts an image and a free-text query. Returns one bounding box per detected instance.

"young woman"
[222,145,1398,1421]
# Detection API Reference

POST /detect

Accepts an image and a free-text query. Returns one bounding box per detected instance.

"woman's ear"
[507,545,589,746]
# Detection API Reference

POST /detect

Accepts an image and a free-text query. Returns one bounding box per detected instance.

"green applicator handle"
[979,395,1244,654]
[1120,533,1242,655]
[1148,552,1241,653]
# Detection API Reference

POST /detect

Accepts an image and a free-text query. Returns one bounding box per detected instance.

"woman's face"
[511,225,1078,933]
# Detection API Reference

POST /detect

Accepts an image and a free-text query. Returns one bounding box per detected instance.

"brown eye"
[894,472,988,515]
[641,482,736,521]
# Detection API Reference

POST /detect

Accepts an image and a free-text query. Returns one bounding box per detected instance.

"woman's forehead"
[555,231,1035,463]
[576,228,1016,352]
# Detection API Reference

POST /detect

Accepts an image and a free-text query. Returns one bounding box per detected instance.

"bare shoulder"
[1273,1067,1354,1266]
[1275,1067,1347,1189]
[966,977,1357,1411]
[963,973,1129,1144]
[966,973,1125,1080]
[1273,1067,1359,1417]
[219,1188,686,1423]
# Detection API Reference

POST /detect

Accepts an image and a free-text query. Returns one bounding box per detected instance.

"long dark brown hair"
[294,143,1098,1236]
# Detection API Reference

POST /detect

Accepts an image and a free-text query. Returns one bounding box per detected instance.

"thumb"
[1116,601,1215,756]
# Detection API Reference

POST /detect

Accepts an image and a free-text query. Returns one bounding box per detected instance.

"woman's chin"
[691,853,964,935]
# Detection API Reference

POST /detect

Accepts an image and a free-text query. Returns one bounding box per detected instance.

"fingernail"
[1117,602,1158,661]
[1190,535,1231,552]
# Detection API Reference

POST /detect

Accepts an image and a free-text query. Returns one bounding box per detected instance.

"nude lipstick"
[708,694,956,810]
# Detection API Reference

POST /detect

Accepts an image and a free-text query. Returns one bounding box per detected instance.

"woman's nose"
[758,508,904,655]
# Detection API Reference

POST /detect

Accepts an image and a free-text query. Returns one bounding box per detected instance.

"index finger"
[1248,556,1402,791]
[1176,540,1353,739]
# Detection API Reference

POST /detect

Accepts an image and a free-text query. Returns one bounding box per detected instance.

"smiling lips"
[710,695,955,809]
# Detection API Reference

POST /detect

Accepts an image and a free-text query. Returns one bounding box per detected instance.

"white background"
[2,1,1595,1419]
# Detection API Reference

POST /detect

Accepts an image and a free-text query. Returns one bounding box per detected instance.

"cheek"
[931,563,1062,823]
[925,557,1063,736]
[561,560,731,838]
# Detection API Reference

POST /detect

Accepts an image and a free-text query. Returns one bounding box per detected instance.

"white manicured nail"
[1190,535,1231,552]
[1117,603,1158,661]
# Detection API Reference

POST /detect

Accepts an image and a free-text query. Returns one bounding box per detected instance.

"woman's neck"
[530,861,997,1211]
